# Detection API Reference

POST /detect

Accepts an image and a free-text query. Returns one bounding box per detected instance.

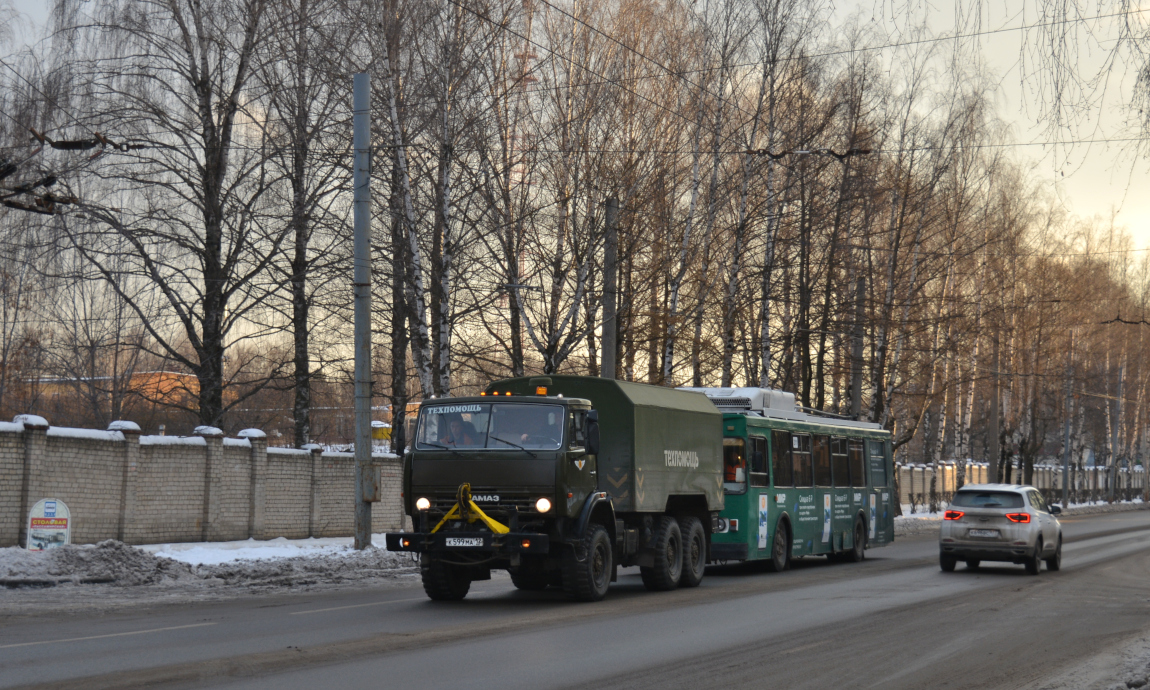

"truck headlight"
[535,497,552,513]
[415,497,431,511]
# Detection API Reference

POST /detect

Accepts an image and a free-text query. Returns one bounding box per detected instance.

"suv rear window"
[951,491,1024,508]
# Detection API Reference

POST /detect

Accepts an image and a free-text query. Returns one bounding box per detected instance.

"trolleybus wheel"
[562,523,612,602]
[421,555,471,601]
[677,516,706,588]
[846,517,866,562]
[939,552,957,572]
[766,519,790,573]
[640,516,683,591]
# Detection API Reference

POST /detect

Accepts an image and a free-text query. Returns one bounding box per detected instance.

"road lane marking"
[0,622,217,649]
[290,597,427,615]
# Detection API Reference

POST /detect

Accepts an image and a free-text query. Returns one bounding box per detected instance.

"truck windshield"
[415,403,565,451]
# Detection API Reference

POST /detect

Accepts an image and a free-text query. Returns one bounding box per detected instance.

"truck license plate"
[968,529,999,538]
[445,537,483,547]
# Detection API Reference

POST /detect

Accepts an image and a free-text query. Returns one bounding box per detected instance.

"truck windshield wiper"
[489,436,537,458]
[421,442,466,458]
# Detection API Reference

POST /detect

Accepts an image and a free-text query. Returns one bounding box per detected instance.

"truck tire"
[561,523,612,602]
[640,516,683,591]
[421,555,470,601]
[678,516,706,588]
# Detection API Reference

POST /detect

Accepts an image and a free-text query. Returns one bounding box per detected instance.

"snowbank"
[1,535,416,590]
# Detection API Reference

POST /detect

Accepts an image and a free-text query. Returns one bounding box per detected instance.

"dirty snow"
[0,535,419,615]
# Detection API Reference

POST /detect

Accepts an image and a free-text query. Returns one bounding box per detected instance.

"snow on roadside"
[1,534,417,592]
[139,534,394,566]
[894,498,1150,537]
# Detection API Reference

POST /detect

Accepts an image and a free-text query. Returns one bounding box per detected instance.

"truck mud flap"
[385,532,550,554]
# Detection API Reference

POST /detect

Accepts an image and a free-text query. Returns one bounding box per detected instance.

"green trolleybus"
[679,387,895,569]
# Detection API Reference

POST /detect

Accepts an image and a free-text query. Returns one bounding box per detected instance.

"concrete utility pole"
[353,72,376,550]
[1110,361,1124,502]
[989,335,1000,483]
[600,197,619,380]
[1061,358,1072,509]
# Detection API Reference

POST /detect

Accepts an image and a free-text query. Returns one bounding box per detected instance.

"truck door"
[567,409,597,499]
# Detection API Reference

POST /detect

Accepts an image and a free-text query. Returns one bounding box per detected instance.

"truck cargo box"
[486,376,724,513]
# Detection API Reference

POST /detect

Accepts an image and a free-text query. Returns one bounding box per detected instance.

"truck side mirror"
[585,410,600,456]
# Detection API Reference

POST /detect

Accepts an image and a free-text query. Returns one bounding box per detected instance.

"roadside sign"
[26,498,71,551]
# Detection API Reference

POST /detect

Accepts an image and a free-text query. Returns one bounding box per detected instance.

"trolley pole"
[600,197,619,380]
[353,72,375,550]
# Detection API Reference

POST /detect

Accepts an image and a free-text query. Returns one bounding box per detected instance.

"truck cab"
[387,375,725,602]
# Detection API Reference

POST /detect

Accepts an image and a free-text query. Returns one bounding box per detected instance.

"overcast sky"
[8,0,1150,247]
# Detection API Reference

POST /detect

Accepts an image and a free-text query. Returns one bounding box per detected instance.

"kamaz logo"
[471,494,499,503]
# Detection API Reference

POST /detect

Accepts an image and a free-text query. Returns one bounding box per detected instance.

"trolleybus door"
[790,434,815,555]
[867,440,892,545]
[830,438,854,553]
[812,435,834,553]
[748,435,769,554]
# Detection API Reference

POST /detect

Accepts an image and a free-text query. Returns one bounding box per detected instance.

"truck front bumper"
[385,531,551,555]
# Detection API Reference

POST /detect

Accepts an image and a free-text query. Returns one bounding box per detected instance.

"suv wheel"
[940,552,957,572]
[1045,535,1062,572]
[1025,538,1043,575]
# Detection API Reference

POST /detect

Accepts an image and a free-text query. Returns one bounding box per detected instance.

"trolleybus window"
[848,440,866,487]
[750,436,768,487]
[772,430,793,487]
[813,435,832,487]
[831,438,850,487]
[868,440,888,486]
[723,438,747,494]
[793,434,813,487]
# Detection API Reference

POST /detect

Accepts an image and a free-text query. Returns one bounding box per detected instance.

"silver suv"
[939,484,1062,575]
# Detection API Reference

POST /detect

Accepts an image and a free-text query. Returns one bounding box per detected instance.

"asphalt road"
[3,510,1150,690]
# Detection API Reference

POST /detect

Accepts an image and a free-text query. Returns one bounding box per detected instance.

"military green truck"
[385,375,724,602]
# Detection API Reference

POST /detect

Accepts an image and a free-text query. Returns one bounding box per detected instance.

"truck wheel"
[766,520,790,572]
[561,523,612,602]
[421,555,470,601]
[678,516,706,588]
[510,569,550,591]
[640,516,682,591]
[846,517,866,563]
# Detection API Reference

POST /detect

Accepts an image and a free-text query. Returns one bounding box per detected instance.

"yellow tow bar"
[430,483,510,535]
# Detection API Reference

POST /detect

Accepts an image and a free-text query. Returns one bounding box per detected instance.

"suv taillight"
[944,510,964,520]
[1005,512,1031,523]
